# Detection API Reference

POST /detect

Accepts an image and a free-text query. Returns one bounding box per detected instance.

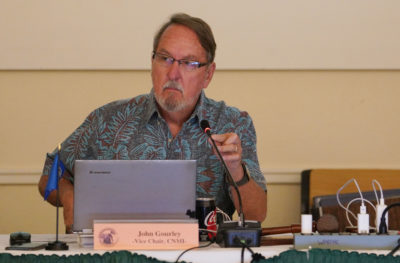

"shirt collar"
[144,89,159,123]
[192,91,207,124]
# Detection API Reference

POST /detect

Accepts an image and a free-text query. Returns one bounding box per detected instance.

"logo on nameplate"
[98,228,119,246]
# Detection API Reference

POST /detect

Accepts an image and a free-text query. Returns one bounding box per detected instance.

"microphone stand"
[204,128,245,227]
[46,147,69,250]
[200,120,261,247]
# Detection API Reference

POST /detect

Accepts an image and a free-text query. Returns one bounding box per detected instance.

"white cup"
[301,214,313,234]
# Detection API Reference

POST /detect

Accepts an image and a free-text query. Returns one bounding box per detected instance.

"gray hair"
[153,13,216,63]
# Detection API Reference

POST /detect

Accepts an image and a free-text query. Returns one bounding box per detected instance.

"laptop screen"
[73,160,197,232]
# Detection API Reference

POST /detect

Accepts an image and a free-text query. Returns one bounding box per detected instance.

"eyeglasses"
[152,52,208,72]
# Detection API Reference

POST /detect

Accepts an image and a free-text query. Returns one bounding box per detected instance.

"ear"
[150,56,154,74]
[203,62,216,89]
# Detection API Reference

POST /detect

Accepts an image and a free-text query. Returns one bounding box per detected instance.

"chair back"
[301,169,400,214]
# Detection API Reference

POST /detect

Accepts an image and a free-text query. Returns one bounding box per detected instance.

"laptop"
[73,160,197,232]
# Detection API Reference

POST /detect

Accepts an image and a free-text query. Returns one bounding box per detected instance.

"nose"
[167,60,182,80]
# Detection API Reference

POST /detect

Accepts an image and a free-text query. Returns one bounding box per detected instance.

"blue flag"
[44,153,65,200]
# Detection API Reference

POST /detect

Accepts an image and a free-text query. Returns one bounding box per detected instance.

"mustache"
[162,81,183,92]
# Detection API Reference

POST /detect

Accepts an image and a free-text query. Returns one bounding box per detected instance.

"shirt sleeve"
[237,112,267,191]
[41,110,99,183]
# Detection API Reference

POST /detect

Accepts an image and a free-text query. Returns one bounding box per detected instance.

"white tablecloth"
[0,234,291,263]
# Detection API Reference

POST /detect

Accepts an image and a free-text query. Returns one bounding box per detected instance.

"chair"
[301,169,400,231]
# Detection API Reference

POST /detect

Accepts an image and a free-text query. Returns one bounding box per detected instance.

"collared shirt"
[42,90,266,216]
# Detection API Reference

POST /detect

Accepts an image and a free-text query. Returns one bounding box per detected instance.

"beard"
[155,81,188,112]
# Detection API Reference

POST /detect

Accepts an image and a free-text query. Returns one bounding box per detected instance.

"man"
[38,13,267,233]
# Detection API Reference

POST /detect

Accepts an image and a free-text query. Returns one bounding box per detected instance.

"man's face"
[151,24,215,113]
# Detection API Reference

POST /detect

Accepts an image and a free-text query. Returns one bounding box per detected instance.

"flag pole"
[46,144,69,251]
[55,144,61,242]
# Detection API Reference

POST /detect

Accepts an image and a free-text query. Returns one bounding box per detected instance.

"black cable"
[245,244,266,262]
[241,246,246,263]
[234,237,266,263]
[174,238,215,263]
[233,237,265,263]
[388,238,400,256]
[379,202,400,234]
[246,245,254,254]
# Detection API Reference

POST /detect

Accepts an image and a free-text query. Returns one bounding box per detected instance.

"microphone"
[200,120,245,227]
[200,120,262,248]
[200,120,212,137]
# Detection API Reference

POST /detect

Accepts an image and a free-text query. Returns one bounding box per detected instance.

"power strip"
[294,233,400,250]
[216,221,261,247]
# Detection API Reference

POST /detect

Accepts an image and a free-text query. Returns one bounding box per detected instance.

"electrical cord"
[388,238,400,256]
[191,206,229,260]
[379,202,400,234]
[217,207,231,221]
[174,238,215,263]
[345,197,376,228]
[372,179,384,203]
[198,228,217,233]
[234,237,266,263]
[336,178,365,226]
[373,179,388,232]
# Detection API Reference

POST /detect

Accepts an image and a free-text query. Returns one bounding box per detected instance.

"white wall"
[1,70,400,233]
[1,0,400,69]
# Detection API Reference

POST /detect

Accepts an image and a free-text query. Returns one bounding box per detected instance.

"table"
[1,234,399,263]
[0,234,290,263]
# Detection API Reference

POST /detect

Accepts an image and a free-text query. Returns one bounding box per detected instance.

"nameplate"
[93,219,199,250]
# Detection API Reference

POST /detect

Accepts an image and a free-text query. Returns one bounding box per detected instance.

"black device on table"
[5,232,47,251]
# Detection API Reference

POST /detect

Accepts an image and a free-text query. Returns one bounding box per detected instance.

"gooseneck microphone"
[200,120,245,227]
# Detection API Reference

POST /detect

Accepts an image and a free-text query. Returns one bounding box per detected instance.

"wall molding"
[0,168,302,185]
[0,169,41,184]
[261,168,301,184]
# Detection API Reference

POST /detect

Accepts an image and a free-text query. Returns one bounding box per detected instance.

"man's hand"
[209,132,267,222]
[209,132,244,182]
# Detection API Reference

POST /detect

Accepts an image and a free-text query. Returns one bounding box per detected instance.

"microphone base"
[216,221,261,247]
[45,241,69,251]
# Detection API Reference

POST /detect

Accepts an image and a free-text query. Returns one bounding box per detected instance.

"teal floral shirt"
[42,90,266,216]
